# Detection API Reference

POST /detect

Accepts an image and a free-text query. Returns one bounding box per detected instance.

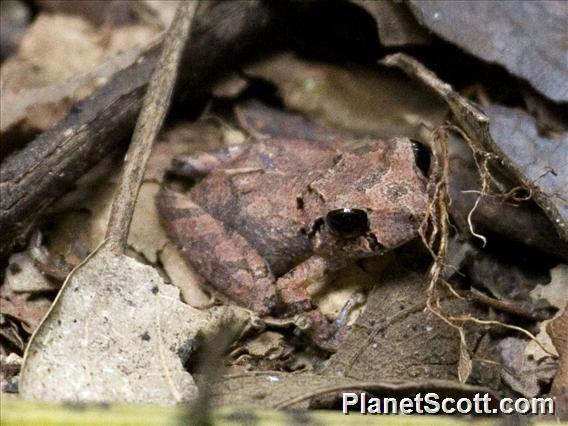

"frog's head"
[304,138,430,261]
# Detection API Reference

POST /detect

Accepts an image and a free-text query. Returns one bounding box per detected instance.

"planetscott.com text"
[342,392,555,415]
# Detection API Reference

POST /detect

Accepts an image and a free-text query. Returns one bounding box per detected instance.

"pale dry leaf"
[527,264,568,360]
[239,331,287,358]
[212,74,249,99]
[1,14,102,91]
[159,242,211,308]
[0,353,23,393]
[457,330,472,384]
[141,0,182,29]
[4,252,59,293]
[308,258,384,322]
[20,245,249,404]
[531,264,568,312]
[127,182,169,263]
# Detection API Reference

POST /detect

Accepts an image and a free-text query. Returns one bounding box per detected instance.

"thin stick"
[105,0,197,253]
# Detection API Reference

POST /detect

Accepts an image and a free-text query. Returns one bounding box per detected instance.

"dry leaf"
[407,1,568,102]
[485,105,568,239]
[127,182,169,263]
[0,318,25,354]
[499,336,557,398]
[20,244,250,404]
[0,0,31,60]
[0,352,22,393]
[457,330,472,383]
[159,242,211,308]
[245,52,447,140]
[350,0,430,46]
[0,294,51,335]
[548,305,568,420]
[308,259,382,323]
[527,265,568,360]
[4,252,59,293]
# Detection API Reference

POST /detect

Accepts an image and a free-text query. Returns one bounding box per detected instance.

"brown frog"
[157,137,429,350]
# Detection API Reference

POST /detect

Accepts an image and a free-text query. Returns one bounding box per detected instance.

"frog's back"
[189,139,339,276]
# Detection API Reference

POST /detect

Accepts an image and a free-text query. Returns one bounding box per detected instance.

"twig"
[0,1,274,257]
[105,1,197,254]
[450,316,557,358]
[466,288,549,322]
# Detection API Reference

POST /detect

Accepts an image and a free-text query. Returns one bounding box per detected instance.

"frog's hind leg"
[170,145,249,179]
[156,189,278,315]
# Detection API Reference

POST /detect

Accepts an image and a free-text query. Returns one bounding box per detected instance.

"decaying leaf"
[499,336,557,398]
[244,52,447,140]
[213,371,498,410]
[212,74,249,99]
[463,247,553,306]
[0,317,25,355]
[230,331,296,372]
[19,244,250,404]
[407,0,568,102]
[325,263,501,388]
[0,352,22,393]
[548,305,568,420]
[35,0,156,27]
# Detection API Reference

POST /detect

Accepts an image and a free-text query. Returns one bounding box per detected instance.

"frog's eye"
[411,140,431,177]
[325,208,369,238]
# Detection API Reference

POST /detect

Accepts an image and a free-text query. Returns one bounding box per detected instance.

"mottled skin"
[157,138,428,349]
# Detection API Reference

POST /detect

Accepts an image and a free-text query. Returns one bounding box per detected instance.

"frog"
[156,136,429,350]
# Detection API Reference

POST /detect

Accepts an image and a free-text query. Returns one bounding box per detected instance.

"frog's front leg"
[277,256,351,350]
[157,190,278,315]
